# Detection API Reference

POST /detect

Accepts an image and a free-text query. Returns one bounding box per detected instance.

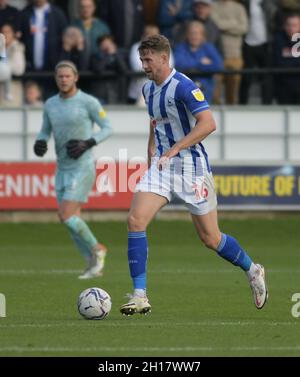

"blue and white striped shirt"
[142,69,211,173]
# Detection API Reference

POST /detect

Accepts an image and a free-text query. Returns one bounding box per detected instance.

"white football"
[78,287,112,320]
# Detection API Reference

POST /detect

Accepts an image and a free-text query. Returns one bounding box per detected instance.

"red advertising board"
[2,163,299,211]
[0,162,147,210]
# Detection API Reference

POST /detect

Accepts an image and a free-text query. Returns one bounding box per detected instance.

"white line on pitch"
[0,321,298,328]
[0,346,299,353]
[0,268,299,275]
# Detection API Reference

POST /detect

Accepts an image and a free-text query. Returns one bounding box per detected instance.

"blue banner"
[212,165,300,208]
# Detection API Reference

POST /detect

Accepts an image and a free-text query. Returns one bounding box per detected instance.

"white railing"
[0,105,300,164]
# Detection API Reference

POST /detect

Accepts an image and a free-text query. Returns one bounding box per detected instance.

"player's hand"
[33,139,47,157]
[66,138,96,159]
[157,145,180,170]
[157,156,170,171]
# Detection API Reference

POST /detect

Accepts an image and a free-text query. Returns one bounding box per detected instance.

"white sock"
[95,249,106,257]
[246,262,257,279]
[93,245,106,256]
[134,289,146,298]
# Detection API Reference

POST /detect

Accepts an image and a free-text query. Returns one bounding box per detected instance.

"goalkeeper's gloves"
[33,139,48,157]
[66,138,96,159]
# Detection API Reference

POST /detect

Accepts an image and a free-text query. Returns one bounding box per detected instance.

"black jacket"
[98,0,145,48]
[273,31,300,85]
[20,4,67,70]
[59,48,90,71]
[90,51,128,74]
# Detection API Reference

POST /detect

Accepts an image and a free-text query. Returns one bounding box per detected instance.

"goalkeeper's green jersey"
[37,90,112,170]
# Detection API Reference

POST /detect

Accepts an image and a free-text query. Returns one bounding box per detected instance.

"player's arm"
[160,110,216,161]
[67,100,113,159]
[90,104,113,145]
[148,122,155,168]
[33,109,52,157]
[158,83,215,166]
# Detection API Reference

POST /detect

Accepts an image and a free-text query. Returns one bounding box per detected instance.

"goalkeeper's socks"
[128,231,148,290]
[64,216,98,250]
[70,229,93,260]
[216,233,252,271]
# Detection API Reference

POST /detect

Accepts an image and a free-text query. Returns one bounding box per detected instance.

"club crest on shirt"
[192,88,205,102]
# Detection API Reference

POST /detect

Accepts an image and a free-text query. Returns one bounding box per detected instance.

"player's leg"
[59,200,106,256]
[58,200,107,279]
[120,192,168,315]
[65,206,93,261]
[55,172,93,262]
[56,166,107,278]
[191,209,268,309]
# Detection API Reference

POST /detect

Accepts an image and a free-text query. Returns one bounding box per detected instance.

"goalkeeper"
[34,61,113,279]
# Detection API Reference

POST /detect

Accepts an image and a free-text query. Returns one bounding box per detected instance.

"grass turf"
[0,218,299,357]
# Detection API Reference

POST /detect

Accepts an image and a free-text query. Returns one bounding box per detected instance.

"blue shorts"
[55,164,96,204]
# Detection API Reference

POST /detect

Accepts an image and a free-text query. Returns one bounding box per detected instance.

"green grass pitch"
[0,218,300,357]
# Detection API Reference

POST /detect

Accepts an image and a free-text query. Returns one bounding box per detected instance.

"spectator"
[99,0,145,49]
[9,0,26,9]
[273,14,300,104]
[60,26,89,70]
[90,34,128,103]
[0,0,21,35]
[174,20,223,103]
[52,0,70,20]
[73,0,110,60]
[91,34,128,73]
[20,0,68,71]
[0,23,25,106]
[0,58,11,105]
[192,0,222,53]
[211,0,248,104]
[239,0,277,104]
[24,80,43,106]
[0,30,5,58]
[275,0,300,31]
[128,24,175,105]
[281,0,300,12]
[158,0,194,43]
[61,0,81,20]
[143,0,160,24]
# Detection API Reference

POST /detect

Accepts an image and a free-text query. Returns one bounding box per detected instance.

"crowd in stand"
[0,0,299,106]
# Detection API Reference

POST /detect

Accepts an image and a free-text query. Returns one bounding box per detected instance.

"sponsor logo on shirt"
[150,116,170,127]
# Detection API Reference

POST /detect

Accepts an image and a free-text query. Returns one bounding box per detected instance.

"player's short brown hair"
[138,34,171,56]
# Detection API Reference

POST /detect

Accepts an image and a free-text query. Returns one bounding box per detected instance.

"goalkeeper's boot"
[120,294,151,316]
[78,245,107,279]
[248,264,268,309]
